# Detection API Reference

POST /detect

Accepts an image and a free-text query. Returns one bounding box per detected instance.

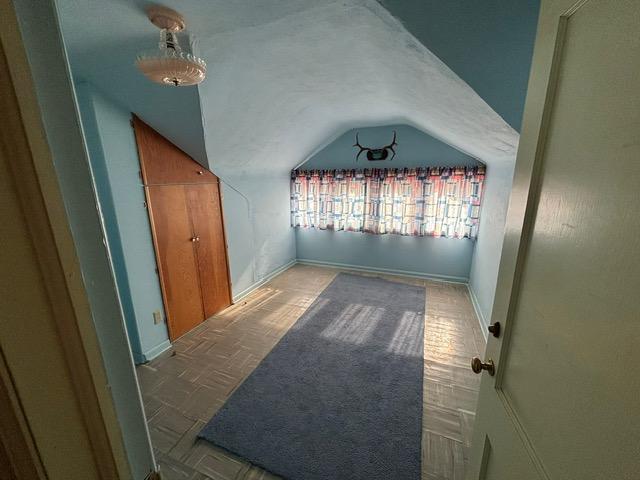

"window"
[290,167,485,239]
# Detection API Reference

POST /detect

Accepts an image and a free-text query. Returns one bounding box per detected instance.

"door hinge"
[143,201,147,209]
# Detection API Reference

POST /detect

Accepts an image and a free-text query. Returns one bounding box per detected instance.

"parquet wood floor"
[137,264,486,480]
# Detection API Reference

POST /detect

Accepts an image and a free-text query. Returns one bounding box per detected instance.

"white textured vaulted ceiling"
[57,0,518,175]
[197,0,518,177]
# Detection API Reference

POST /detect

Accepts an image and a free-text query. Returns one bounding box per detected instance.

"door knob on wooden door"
[191,236,200,242]
[471,357,495,376]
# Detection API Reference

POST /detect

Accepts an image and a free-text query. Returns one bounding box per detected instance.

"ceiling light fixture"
[135,5,206,87]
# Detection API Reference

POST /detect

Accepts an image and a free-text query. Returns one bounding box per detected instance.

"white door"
[467,1,640,479]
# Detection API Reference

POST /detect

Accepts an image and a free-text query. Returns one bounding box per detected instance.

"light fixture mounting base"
[146,5,185,32]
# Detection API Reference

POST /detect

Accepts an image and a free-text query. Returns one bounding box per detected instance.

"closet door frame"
[133,116,233,341]
[216,179,233,307]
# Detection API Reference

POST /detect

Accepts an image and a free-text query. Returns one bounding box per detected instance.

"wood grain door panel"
[146,185,204,340]
[186,183,232,317]
[133,116,217,185]
[134,115,232,339]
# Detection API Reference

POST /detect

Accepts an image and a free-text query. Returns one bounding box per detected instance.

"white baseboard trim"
[141,339,172,363]
[232,259,297,303]
[138,261,298,364]
[296,258,469,284]
[466,284,489,342]
[131,351,146,365]
[136,260,486,364]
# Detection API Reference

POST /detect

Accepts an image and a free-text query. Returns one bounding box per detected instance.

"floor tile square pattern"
[137,265,486,480]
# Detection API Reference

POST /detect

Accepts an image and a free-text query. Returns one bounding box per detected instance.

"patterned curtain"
[290,166,485,239]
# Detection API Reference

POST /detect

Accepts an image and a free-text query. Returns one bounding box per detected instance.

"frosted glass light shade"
[136,49,206,86]
[135,7,206,87]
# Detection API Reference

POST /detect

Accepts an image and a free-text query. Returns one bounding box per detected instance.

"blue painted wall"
[14,0,155,476]
[218,184,257,298]
[297,230,474,282]
[468,164,515,331]
[380,0,540,131]
[375,1,540,326]
[75,83,171,362]
[297,124,481,281]
[218,174,297,299]
[303,124,479,170]
[56,0,209,166]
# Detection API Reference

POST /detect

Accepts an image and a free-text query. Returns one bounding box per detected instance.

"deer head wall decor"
[353,131,398,161]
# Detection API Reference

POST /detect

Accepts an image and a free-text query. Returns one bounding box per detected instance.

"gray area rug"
[199,273,425,480]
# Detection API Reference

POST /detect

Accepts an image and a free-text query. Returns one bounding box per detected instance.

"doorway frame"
[0,0,157,478]
[1,0,552,479]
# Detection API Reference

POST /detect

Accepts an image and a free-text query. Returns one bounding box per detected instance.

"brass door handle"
[191,236,200,242]
[471,357,495,376]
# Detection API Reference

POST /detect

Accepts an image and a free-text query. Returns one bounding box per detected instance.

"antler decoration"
[385,130,398,161]
[353,130,398,161]
[353,133,368,161]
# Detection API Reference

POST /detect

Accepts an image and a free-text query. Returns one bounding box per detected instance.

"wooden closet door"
[186,182,232,318]
[133,116,217,185]
[134,115,232,338]
[146,185,204,340]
